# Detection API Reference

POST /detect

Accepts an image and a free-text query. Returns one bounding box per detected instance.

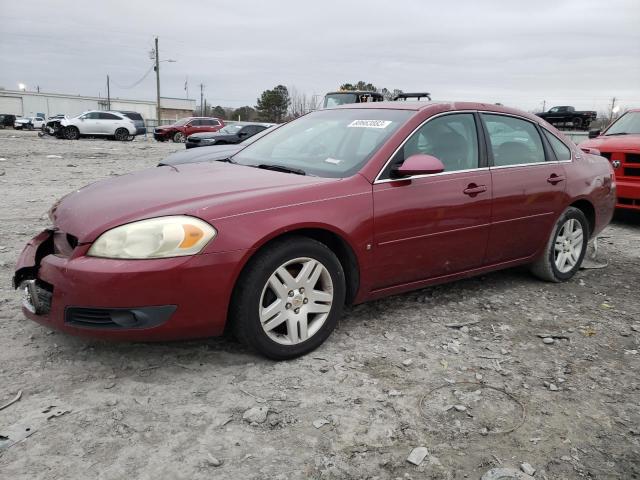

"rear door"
[372,112,492,289]
[481,113,567,264]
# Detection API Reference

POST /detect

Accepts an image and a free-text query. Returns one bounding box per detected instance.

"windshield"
[232,108,411,178]
[220,125,243,134]
[174,118,190,126]
[323,93,358,108]
[605,111,640,135]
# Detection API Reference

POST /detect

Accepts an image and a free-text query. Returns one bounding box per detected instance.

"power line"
[110,64,154,90]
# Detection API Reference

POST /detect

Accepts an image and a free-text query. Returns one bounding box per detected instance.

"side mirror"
[393,154,445,177]
[588,129,601,139]
[238,131,248,137]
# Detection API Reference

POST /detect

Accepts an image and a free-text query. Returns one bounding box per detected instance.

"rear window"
[121,112,143,121]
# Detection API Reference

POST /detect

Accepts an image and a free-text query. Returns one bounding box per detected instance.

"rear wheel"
[173,131,185,143]
[530,207,588,282]
[572,117,582,129]
[230,236,346,360]
[114,128,129,141]
[64,126,80,140]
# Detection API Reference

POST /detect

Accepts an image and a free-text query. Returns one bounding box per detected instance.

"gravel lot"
[0,129,638,479]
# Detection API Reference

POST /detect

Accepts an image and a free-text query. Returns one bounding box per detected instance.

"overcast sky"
[1,0,638,113]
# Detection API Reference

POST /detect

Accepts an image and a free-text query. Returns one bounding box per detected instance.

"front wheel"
[114,128,129,141]
[230,236,346,360]
[530,207,589,282]
[173,131,185,143]
[64,126,80,140]
[572,117,582,129]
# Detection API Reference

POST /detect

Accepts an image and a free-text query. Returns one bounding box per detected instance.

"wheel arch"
[569,198,596,237]
[234,225,361,306]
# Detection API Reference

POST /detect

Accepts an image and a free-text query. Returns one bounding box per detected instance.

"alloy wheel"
[259,257,333,345]
[554,218,584,273]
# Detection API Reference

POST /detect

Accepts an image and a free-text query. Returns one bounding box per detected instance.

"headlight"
[87,216,216,259]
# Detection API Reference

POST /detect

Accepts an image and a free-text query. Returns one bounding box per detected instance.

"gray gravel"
[0,129,639,479]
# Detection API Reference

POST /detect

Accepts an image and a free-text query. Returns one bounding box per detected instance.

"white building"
[0,89,196,125]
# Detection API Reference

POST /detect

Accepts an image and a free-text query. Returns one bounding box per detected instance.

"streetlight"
[18,83,26,91]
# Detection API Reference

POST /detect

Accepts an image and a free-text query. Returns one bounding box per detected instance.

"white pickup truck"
[14,116,45,130]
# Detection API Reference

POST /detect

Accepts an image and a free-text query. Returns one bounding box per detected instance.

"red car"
[153,117,224,143]
[14,102,616,359]
[579,108,640,211]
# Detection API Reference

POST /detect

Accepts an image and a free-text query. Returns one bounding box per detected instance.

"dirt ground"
[0,129,638,480]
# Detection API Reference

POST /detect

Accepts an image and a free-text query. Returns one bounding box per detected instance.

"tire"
[114,128,129,141]
[173,131,185,143]
[64,126,80,140]
[530,207,589,282]
[572,117,582,129]
[230,236,346,360]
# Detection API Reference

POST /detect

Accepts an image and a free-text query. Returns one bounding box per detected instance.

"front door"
[481,113,567,264]
[372,112,492,290]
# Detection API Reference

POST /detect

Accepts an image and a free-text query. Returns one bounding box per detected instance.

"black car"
[0,114,17,128]
[113,110,147,135]
[185,122,273,149]
[160,124,279,166]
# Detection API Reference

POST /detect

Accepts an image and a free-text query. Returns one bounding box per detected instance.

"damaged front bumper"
[13,228,242,341]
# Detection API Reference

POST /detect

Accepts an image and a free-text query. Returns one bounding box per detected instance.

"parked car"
[112,111,147,135]
[535,106,597,130]
[579,108,640,210]
[154,117,224,143]
[60,111,138,141]
[185,122,274,149]
[0,114,17,128]
[14,102,615,359]
[14,116,45,130]
[160,125,279,165]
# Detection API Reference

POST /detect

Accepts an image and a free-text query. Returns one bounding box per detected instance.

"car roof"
[331,100,546,124]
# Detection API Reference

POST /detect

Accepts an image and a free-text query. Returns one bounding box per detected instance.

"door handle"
[463,184,487,196]
[547,174,566,185]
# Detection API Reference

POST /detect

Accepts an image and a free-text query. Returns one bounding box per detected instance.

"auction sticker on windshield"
[348,120,392,129]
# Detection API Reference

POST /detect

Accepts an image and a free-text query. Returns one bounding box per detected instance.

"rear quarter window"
[542,130,572,161]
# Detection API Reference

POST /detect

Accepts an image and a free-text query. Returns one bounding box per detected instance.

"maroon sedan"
[14,102,616,359]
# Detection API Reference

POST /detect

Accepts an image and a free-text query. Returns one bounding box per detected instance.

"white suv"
[14,116,45,130]
[61,111,137,141]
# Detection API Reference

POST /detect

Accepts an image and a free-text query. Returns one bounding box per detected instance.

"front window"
[232,109,411,178]
[605,111,640,135]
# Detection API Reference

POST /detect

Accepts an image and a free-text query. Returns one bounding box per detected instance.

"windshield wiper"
[604,132,629,136]
[216,157,236,163]
[256,164,306,175]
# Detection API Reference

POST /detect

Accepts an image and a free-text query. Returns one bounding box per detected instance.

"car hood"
[15,118,30,123]
[580,134,640,152]
[156,124,180,130]
[159,144,243,166]
[51,162,336,243]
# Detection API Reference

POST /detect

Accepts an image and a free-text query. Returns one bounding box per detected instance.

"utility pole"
[106,75,111,110]
[155,37,161,125]
[542,100,546,112]
[200,83,204,116]
[609,96,617,123]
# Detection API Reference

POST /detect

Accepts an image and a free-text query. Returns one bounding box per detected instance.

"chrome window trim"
[490,161,557,171]
[373,110,480,184]
[374,109,552,184]
[375,167,490,184]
